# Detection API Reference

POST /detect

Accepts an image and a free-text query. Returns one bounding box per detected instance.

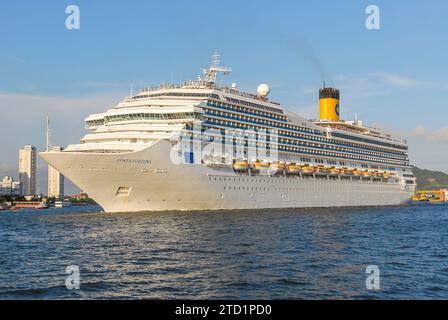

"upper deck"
[313,119,407,146]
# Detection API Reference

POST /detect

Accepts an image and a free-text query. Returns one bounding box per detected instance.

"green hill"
[412,166,448,190]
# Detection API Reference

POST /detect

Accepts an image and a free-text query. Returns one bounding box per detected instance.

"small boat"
[55,201,72,208]
[315,166,330,174]
[361,170,371,177]
[301,165,315,174]
[329,167,340,175]
[254,160,270,173]
[340,168,353,176]
[233,160,248,171]
[0,202,11,211]
[286,164,301,174]
[14,201,49,209]
[270,162,286,170]
[352,169,362,177]
[383,172,392,179]
[255,160,269,169]
[269,162,286,174]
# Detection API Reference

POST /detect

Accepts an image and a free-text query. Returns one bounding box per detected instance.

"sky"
[0,0,447,194]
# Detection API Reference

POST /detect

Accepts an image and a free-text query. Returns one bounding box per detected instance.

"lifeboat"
[287,163,301,174]
[362,170,371,177]
[301,165,315,174]
[329,167,340,175]
[269,162,286,174]
[340,168,352,176]
[373,171,383,178]
[383,172,392,179]
[352,169,362,177]
[233,160,248,171]
[315,166,330,175]
[254,160,270,170]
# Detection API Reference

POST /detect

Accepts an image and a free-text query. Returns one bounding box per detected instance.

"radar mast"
[201,52,231,83]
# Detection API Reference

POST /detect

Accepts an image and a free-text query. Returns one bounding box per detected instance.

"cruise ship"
[39,54,416,212]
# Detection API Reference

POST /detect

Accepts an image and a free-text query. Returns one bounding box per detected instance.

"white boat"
[54,201,72,208]
[39,54,416,213]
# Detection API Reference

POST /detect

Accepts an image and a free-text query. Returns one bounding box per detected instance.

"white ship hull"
[39,140,413,213]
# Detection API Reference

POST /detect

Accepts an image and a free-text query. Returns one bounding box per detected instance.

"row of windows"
[183,129,407,169]
[103,112,201,123]
[225,97,284,115]
[86,119,105,127]
[278,144,406,166]
[202,119,408,165]
[278,136,405,162]
[203,104,407,157]
[331,132,407,151]
[206,102,319,135]
[209,176,399,185]
[197,132,407,168]
[206,102,287,122]
[131,92,219,100]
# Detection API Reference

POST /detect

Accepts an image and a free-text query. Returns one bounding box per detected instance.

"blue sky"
[1,1,448,194]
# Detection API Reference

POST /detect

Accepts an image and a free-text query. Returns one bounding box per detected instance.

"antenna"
[46,116,52,152]
[201,52,232,83]
[212,51,220,68]
[130,83,133,98]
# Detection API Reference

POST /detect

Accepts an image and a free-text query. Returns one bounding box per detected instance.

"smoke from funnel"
[270,27,330,86]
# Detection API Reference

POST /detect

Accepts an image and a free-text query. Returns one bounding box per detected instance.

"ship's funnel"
[319,87,340,121]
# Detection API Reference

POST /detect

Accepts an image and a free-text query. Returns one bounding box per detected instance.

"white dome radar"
[257,84,270,97]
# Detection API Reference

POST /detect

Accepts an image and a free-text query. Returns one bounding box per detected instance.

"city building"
[48,146,64,198]
[0,176,21,196]
[19,145,37,196]
[71,192,89,200]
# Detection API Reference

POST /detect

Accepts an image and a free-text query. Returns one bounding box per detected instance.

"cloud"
[372,72,426,88]
[410,126,448,143]
[321,72,448,103]
[331,75,392,100]
[366,123,448,173]
[372,123,448,145]
[372,72,448,90]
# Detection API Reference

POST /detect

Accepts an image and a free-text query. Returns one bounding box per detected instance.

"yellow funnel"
[319,87,340,121]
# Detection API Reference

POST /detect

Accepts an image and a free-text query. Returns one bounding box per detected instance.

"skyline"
[1,1,448,194]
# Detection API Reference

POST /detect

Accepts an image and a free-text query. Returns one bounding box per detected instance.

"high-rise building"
[0,176,21,196]
[48,146,64,198]
[19,145,37,196]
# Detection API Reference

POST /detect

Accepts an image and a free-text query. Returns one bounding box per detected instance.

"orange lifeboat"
[287,163,301,174]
